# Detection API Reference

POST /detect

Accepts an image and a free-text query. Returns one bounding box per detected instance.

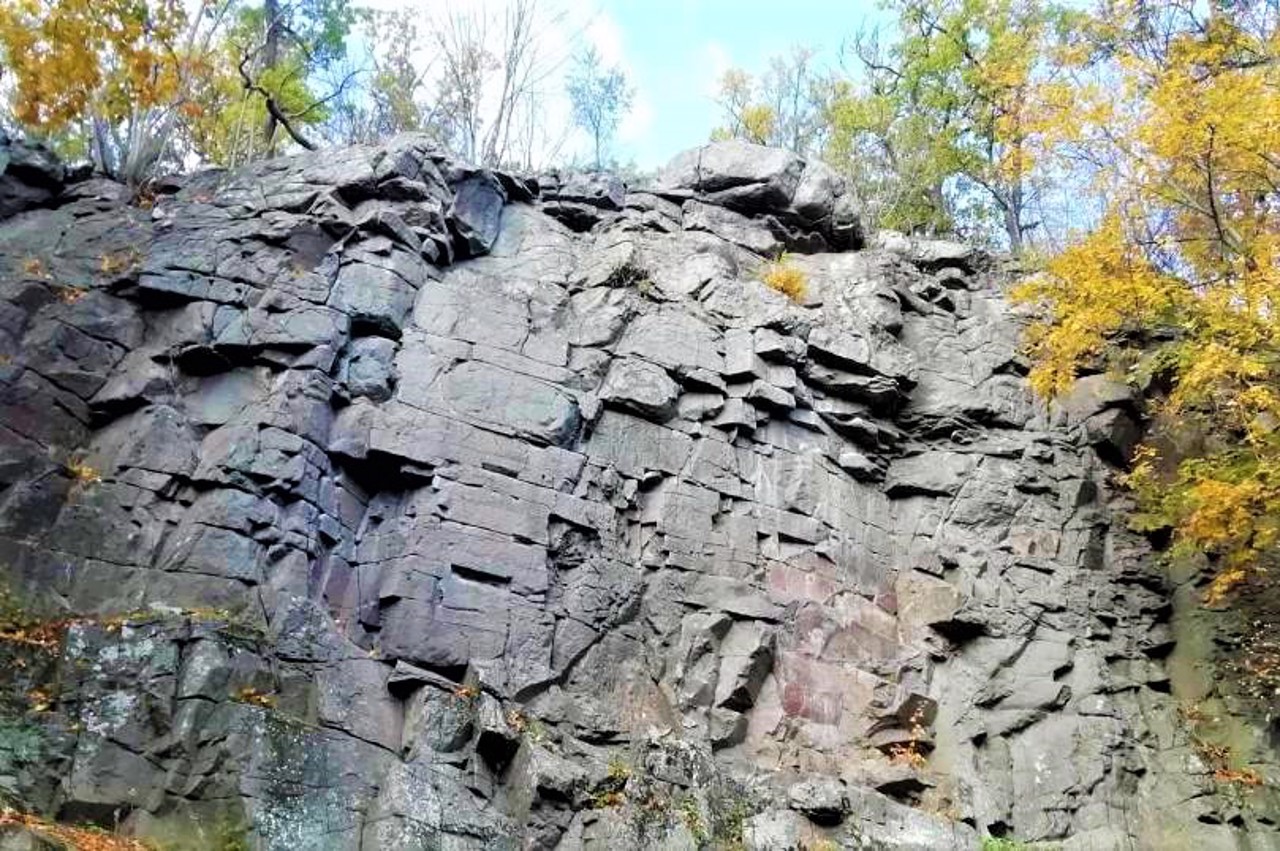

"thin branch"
[237,50,317,150]
[293,68,360,121]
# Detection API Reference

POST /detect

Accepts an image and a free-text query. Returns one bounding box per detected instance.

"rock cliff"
[0,135,1277,849]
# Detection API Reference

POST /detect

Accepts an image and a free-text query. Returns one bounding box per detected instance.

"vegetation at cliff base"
[0,807,154,850]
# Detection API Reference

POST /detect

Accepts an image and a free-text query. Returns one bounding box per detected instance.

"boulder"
[0,133,65,220]
[787,778,850,825]
[449,171,506,256]
[599,357,681,420]
[340,336,397,401]
[653,140,804,214]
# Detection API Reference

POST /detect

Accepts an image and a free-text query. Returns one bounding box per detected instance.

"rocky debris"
[0,136,1275,851]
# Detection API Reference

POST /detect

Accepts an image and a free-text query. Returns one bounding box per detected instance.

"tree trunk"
[928,182,948,234]
[261,0,281,156]
[1005,182,1024,256]
[92,118,116,179]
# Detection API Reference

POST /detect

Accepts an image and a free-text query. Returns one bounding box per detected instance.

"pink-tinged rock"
[804,691,844,725]
[820,622,901,666]
[767,562,839,605]
[786,603,831,657]
[782,680,808,717]
[779,680,844,724]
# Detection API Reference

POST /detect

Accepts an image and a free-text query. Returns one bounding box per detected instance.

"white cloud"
[618,93,653,145]
[702,40,734,96]
[578,9,651,150]
[351,0,648,168]
[584,10,626,66]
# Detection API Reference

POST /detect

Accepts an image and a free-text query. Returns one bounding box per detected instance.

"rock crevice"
[0,135,1275,850]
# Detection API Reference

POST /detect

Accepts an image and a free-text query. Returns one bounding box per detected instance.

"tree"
[712,69,776,145]
[0,0,233,183]
[0,0,360,176]
[190,0,357,165]
[838,0,1081,251]
[710,3,1081,249]
[566,47,633,169]
[324,0,566,169]
[823,25,963,235]
[324,10,432,146]
[423,0,564,169]
[709,42,957,232]
[711,47,827,155]
[1013,0,1280,602]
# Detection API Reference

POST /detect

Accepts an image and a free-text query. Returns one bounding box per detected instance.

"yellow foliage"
[20,257,48,279]
[590,790,625,809]
[1214,766,1265,787]
[0,808,154,850]
[1204,568,1249,607]
[761,256,808,302]
[65,459,102,487]
[26,686,53,713]
[606,755,631,781]
[1015,3,1280,601]
[711,67,780,146]
[1013,213,1185,398]
[99,250,140,277]
[233,687,277,709]
[884,702,931,770]
[887,742,928,770]
[739,104,777,146]
[0,0,190,131]
[58,286,87,305]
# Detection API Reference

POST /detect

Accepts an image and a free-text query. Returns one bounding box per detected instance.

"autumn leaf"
[1014,1,1280,603]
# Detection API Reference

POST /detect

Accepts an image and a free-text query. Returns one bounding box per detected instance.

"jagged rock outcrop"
[0,135,1277,850]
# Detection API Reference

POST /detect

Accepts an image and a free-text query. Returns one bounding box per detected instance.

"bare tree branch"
[238,50,317,150]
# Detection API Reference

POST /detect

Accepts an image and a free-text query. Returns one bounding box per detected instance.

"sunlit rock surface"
[0,135,1276,850]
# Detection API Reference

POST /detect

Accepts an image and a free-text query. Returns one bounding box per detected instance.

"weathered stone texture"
[0,135,1276,850]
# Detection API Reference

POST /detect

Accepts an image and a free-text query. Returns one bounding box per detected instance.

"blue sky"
[597,0,894,168]
[359,0,895,170]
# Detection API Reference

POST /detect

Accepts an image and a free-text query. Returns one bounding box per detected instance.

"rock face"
[0,135,1277,850]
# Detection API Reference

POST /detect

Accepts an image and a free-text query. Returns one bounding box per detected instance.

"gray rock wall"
[0,136,1276,850]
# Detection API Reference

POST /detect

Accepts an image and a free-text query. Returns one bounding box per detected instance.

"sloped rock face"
[0,136,1277,850]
